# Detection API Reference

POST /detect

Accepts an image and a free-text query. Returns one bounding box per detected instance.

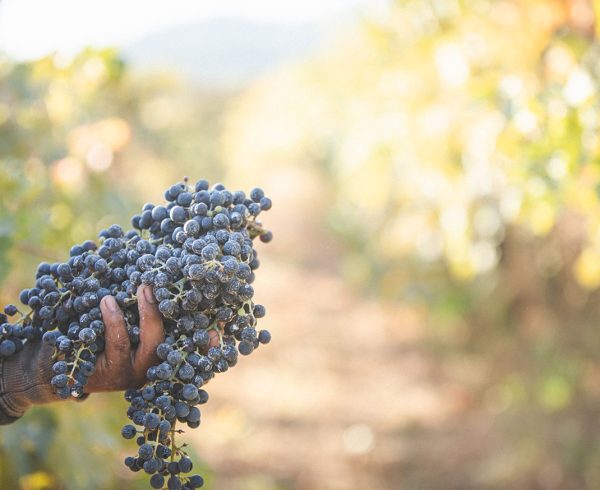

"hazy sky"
[0,0,374,60]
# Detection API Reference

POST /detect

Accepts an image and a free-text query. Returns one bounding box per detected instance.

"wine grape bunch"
[0,178,273,489]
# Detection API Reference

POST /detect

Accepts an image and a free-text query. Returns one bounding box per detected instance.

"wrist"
[0,341,58,419]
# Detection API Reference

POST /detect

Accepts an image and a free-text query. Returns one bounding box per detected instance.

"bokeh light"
[3,1,600,489]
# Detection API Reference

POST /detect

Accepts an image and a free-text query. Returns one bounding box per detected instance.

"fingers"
[208,329,220,348]
[199,329,220,355]
[100,295,131,377]
[132,285,164,382]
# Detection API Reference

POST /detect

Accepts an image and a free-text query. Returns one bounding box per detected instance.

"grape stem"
[170,423,177,463]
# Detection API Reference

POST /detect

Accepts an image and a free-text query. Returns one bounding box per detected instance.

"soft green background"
[3,1,600,489]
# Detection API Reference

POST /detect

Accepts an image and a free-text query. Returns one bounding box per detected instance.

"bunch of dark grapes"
[0,178,272,489]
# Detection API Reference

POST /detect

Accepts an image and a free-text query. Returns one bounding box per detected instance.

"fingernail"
[143,286,157,304]
[104,295,119,313]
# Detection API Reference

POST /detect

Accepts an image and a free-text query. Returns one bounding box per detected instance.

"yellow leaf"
[593,1,600,38]
[19,471,55,490]
[574,248,600,289]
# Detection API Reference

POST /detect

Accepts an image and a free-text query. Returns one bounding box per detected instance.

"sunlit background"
[2,0,600,489]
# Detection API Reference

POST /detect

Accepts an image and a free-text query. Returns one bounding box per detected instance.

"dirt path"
[186,257,494,489]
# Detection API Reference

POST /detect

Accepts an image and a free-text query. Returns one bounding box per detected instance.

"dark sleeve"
[0,341,61,424]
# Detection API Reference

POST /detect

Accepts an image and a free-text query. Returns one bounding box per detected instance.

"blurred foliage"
[219,0,600,487]
[223,0,600,293]
[5,0,600,488]
[0,49,227,489]
[0,398,212,490]
[0,48,233,292]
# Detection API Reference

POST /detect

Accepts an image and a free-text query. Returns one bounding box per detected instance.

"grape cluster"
[0,178,272,489]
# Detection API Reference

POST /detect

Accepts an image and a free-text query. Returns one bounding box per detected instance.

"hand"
[85,284,165,393]
[0,284,221,422]
[85,284,220,393]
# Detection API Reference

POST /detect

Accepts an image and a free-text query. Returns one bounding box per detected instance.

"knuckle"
[140,310,160,329]
[103,314,121,330]
[113,338,130,354]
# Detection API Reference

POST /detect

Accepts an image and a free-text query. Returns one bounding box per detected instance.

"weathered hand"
[84,284,220,393]
[85,284,165,392]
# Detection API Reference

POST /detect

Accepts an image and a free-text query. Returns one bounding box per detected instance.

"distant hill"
[123,17,328,87]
